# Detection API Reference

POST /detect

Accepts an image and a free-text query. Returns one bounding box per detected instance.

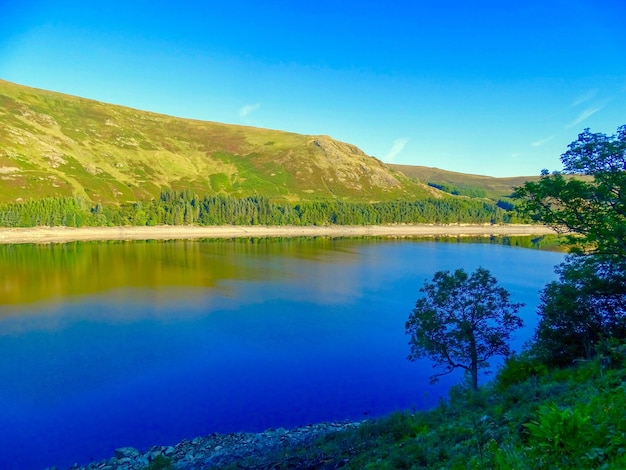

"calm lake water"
[0,237,565,469]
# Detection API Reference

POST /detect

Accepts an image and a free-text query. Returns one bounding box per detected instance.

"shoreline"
[0,223,556,245]
[64,421,362,470]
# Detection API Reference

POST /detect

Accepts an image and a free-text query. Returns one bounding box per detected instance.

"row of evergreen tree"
[0,190,521,228]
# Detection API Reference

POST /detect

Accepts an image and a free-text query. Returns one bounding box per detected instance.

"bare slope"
[0,79,431,204]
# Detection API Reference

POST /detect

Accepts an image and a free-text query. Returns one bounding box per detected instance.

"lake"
[0,237,565,469]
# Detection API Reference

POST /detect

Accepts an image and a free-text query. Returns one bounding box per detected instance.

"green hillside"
[0,79,435,205]
[389,163,540,201]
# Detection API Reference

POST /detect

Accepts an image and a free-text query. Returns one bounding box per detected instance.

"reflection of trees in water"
[0,235,558,309]
[0,238,363,307]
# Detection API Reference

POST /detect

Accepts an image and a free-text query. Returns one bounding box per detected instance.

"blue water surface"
[0,239,564,469]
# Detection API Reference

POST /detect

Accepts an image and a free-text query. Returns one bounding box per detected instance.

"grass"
[389,163,540,202]
[0,79,532,207]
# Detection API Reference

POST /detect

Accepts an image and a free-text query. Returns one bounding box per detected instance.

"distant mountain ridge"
[389,164,540,201]
[0,79,534,205]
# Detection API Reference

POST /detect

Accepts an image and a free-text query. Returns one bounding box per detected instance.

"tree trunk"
[469,333,478,390]
[470,361,478,390]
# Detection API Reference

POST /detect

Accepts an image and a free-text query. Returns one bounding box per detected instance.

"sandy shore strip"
[0,224,557,245]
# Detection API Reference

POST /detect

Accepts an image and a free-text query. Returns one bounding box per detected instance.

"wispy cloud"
[531,135,554,147]
[239,103,261,118]
[385,138,409,162]
[565,106,603,129]
[571,89,598,108]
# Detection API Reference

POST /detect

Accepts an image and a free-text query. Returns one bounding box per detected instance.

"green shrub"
[496,352,548,390]
[524,403,591,467]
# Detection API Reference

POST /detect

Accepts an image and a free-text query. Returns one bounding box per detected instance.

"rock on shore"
[49,421,361,470]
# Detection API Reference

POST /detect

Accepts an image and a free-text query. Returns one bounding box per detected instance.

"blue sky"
[1,0,625,176]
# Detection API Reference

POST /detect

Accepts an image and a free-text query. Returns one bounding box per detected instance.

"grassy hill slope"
[0,79,437,205]
[389,163,540,201]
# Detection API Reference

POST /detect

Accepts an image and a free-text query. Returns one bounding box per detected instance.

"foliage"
[0,190,515,228]
[524,403,591,464]
[533,255,626,366]
[428,181,488,198]
[0,196,91,227]
[516,125,626,370]
[406,267,524,390]
[495,198,516,211]
[515,125,626,256]
[495,350,548,390]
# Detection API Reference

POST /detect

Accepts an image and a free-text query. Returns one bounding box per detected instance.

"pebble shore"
[48,421,361,470]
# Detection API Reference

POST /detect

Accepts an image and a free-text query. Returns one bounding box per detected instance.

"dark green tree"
[515,125,626,256]
[534,255,626,366]
[516,125,626,366]
[406,267,523,390]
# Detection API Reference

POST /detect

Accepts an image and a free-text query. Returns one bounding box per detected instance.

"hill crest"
[0,79,437,204]
[0,79,533,205]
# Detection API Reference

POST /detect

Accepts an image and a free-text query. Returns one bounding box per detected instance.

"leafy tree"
[515,125,626,366]
[515,125,626,256]
[534,255,626,366]
[406,267,523,390]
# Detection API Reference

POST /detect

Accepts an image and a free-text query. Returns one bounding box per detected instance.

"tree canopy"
[0,190,514,228]
[517,124,626,366]
[515,125,626,256]
[406,267,523,390]
[534,255,626,366]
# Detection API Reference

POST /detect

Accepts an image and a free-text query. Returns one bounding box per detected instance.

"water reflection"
[0,235,561,309]
[0,238,565,470]
[0,238,364,309]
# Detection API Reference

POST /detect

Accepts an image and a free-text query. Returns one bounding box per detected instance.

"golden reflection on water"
[0,234,559,311]
[0,237,362,309]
